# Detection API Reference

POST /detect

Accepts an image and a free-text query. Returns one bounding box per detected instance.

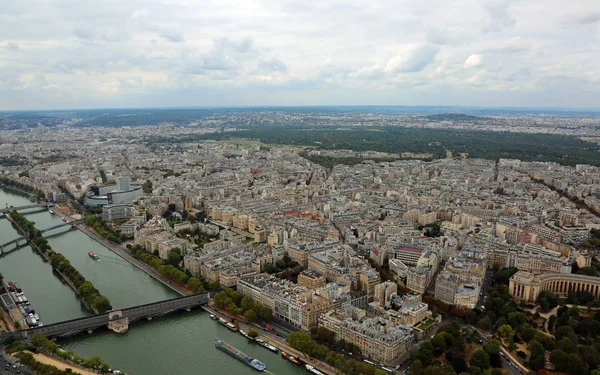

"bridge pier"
[108,310,129,334]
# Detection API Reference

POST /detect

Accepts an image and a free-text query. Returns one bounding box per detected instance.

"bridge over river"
[0,293,209,342]
[0,203,50,215]
[0,219,84,253]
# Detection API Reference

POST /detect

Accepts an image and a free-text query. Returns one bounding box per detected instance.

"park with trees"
[421,265,600,375]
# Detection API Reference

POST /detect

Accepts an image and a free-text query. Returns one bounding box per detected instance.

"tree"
[413,347,434,366]
[241,296,254,311]
[498,324,514,341]
[484,342,500,356]
[477,316,492,330]
[557,338,578,354]
[410,359,424,375]
[549,349,569,371]
[243,309,257,322]
[432,334,447,353]
[452,355,468,373]
[92,295,112,314]
[528,340,546,371]
[167,248,182,266]
[533,332,555,351]
[186,277,204,293]
[248,329,258,339]
[470,350,490,369]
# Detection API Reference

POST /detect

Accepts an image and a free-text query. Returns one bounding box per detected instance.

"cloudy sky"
[1,0,599,110]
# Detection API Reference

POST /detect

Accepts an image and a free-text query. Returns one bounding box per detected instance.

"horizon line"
[2,104,600,113]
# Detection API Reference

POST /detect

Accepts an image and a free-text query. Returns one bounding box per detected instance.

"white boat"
[48,210,54,214]
[305,364,324,375]
[239,329,254,340]
[258,340,278,353]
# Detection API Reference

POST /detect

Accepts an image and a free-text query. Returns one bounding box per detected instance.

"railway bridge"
[0,293,209,342]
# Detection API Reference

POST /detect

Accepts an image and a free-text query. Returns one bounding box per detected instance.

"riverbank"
[22,351,98,375]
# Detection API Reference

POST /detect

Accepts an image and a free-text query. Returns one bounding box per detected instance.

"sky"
[1,0,599,110]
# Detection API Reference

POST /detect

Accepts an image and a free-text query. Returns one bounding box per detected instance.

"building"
[237,275,332,330]
[298,270,327,290]
[389,258,409,279]
[358,270,382,301]
[102,203,138,222]
[319,306,414,365]
[434,271,459,306]
[509,271,600,302]
[406,267,430,294]
[387,243,423,266]
[86,177,144,207]
[373,281,397,308]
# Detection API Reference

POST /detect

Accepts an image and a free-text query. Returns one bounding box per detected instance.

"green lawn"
[417,319,436,330]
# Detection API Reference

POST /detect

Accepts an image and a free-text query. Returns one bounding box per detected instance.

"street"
[477,268,494,309]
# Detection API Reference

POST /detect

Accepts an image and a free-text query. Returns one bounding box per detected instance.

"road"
[477,268,494,309]
[0,353,30,375]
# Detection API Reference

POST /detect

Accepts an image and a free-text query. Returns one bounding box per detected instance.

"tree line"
[286,331,387,375]
[213,288,272,323]
[84,215,125,244]
[0,175,44,198]
[8,211,111,314]
[49,252,112,314]
[29,333,111,372]
[128,244,210,292]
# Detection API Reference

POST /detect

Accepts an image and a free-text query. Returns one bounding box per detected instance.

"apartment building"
[319,306,414,365]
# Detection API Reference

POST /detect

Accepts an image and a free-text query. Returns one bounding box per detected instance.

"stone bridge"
[0,293,209,342]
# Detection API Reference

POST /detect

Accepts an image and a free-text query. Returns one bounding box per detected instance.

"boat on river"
[215,338,266,372]
[88,251,99,260]
[305,364,325,375]
[282,351,302,365]
[239,329,255,341]
[255,338,278,353]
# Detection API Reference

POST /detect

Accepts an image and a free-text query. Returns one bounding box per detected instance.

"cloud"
[3,42,20,51]
[384,45,438,74]
[464,54,484,69]
[159,30,185,43]
[1,0,600,109]
[577,13,600,25]
[349,65,385,80]
[182,37,259,75]
[483,0,516,32]
[258,57,288,73]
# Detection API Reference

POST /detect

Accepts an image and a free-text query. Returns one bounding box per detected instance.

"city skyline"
[1,0,600,110]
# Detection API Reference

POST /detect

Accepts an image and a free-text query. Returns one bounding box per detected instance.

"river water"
[0,188,306,375]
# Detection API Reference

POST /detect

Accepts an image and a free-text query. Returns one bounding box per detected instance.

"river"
[0,188,306,375]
